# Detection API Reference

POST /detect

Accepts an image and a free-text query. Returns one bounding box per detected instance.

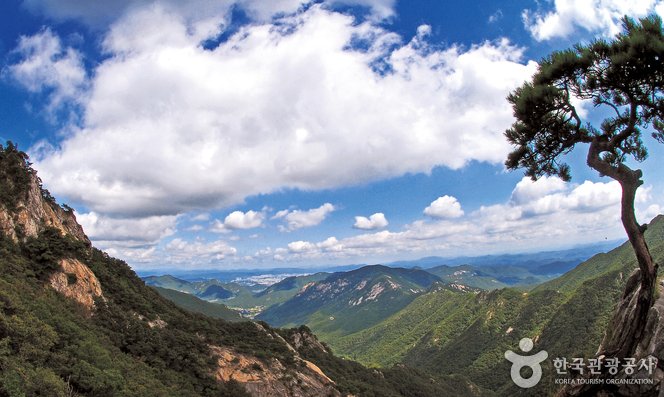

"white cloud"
[509,176,567,205]
[523,0,664,41]
[210,210,265,233]
[641,204,663,220]
[3,27,87,122]
[107,247,157,263]
[476,177,624,239]
[317,236,344,251]
[75,211,178,263]
[275,203,336,231]
[515,179,621,218]
[164,238,237,261]
[353,213,388,229]
[287,240,318,253]
[76,211,177,245]
[423,196,464,219]
[27,5,536,219]
[190,213,210,221]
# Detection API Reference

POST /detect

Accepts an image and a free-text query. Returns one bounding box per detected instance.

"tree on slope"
[505,15,664,360]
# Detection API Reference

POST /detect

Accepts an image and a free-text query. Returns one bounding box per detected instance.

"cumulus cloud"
[76,211,177,246]
[287,240,318,253]
[104,247,157,263]
[423,196,464,219]
[523,0,664,41]
[274,203,336,231]
[75,211,178,263]
[164,238,237,261]
[270,176,655,262]
[474,177,624,240]
[26,5,535,219]
[210,210,265,233]
[353,213,388,229]
[190,213,210,221]
[3,27,87,122]
[509,176,567,205]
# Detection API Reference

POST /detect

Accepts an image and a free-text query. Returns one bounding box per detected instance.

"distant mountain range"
[150,286,243,321]
[144,272,332,317]
[144,240,617,320]
[383,240,621,269]
[138,240,620,281]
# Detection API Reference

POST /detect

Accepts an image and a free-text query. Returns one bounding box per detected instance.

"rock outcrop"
[558,270,664,396]
[0,172,90,245]
[210,325,343,397]
[290,330,328,353]
[49,258,105,309]
[211,345,340,397]
[1,169,101,310]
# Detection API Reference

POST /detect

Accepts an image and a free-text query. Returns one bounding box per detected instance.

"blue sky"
[2,0,664,271]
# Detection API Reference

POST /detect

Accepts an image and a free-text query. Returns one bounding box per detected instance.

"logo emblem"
[505,338,548,388]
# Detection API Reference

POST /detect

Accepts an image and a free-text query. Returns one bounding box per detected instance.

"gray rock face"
[559,270,664,397]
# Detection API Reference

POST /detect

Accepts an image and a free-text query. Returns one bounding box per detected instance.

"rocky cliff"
[0,161,104,311]
[210,324,342,397]
[0,171,90,245]
[558,269,664,397]
[49,258,105,310]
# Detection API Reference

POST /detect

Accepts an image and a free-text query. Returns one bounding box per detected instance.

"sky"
[1,0,664,271]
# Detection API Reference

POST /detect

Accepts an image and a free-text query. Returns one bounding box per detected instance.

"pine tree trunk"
[602,168,656,360]
[559,147,658,396]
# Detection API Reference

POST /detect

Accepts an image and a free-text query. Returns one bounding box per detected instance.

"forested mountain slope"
[150,286,243,322]
[328,216,664,396]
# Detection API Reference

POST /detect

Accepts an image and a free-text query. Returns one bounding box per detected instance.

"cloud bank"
[267,176,658,262]
[22,0,397,26]
[17,5,535,221]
